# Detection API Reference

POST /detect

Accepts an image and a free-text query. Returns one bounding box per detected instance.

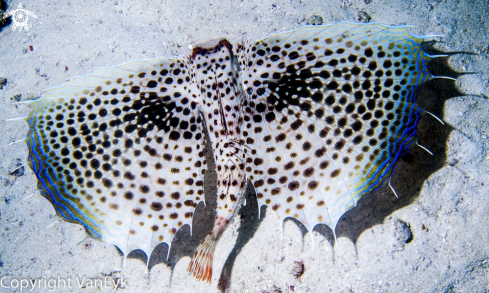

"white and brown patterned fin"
[26,58,206,257]
[236,23,431,232]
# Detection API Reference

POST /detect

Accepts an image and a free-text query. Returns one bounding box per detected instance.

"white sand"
[0,0,488,292]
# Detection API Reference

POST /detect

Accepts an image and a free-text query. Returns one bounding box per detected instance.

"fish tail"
[187,233,218,283]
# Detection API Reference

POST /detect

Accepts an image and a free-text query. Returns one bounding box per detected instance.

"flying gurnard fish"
[12,22,449,283]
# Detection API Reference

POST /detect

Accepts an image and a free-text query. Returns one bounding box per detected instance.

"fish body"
[25,22,433,284]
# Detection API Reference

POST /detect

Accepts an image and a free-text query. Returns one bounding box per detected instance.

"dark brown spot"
[171,192,180,200]
[331,169,341,178]
[271,188,281,195]
[284,161,295,170]
[303,167,315,177]
[254,179,264,188]
[151,202,163,211]
[124,191,134,200]
[288,181,300,191]
[308,181,318,190]
[267,168,278,175]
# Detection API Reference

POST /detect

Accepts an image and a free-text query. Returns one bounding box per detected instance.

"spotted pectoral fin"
[237,23,431,232]
[27,58,206,256]
[243,101,423,231]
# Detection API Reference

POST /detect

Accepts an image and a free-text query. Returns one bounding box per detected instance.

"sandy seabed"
[0,0,488,292]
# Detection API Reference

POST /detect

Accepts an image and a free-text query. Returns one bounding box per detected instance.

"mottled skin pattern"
[192,40,246,237]
[187,40,248,281]
[24,23,434,284]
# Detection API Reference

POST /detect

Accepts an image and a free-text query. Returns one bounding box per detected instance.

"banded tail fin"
[187,234,218,283]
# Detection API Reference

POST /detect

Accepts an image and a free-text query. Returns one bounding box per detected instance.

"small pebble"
[84,241,93,250]
[358,11,371,23]
[0,77,6,89]
[272,285,282,293]
[395,219,413,243]
[307,15,323,25]
[448,158,459,166]
[10,94,22,102]
[364,0,371,3]
[290,261,305,278]
[8,158,25,177]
